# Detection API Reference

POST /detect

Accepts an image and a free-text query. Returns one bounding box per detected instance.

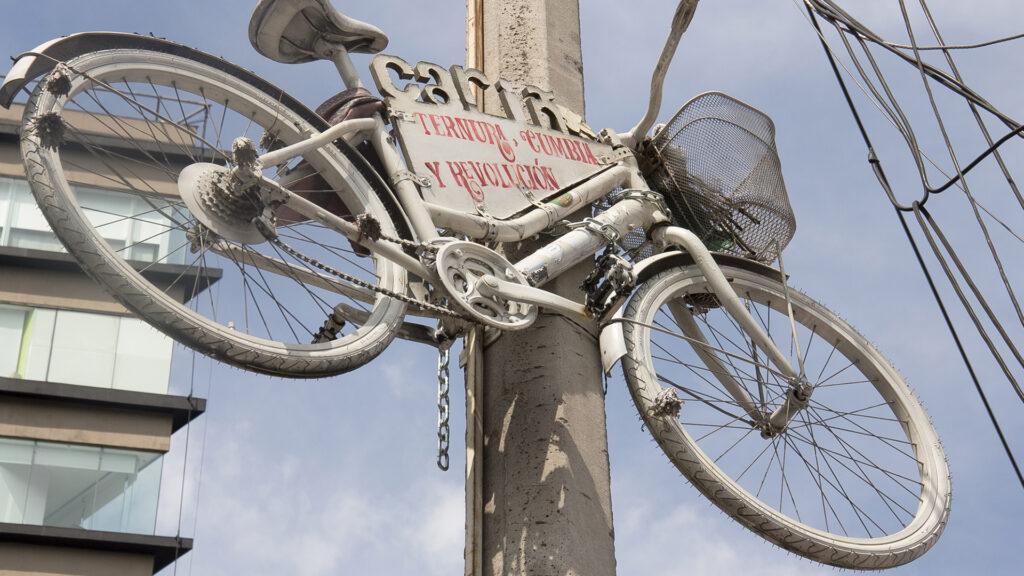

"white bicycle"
[0,0,949,568]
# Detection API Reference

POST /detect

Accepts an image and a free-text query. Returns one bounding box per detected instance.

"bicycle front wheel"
[620,264,949,568]
[20,41,407,377]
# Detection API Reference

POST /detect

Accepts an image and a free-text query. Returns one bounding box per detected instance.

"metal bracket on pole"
[597,146,635,165]
[391,169,433,189]
[563,217,622,244]
[389,109,419,124]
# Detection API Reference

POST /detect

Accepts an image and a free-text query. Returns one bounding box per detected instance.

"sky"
[3,1,1024,575]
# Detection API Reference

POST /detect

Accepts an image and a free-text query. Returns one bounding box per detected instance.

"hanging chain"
[255,218,464,471]
[436,337,453,471]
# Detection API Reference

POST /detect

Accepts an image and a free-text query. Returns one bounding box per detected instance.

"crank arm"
[475,274,593,326]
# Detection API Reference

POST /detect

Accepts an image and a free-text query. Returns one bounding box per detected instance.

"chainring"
[434,241,537,330]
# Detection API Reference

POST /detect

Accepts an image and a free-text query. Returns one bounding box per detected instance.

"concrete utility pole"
[465,1,616,575]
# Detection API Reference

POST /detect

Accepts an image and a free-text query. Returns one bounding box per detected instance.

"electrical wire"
[912,0,1024,212]
[881,31,1024,51]
[897,0,1024,342]
[790,0,1024,208]
[171,348,198,576]
[913,205,1024,404]
[803,0,1024,374]
[808,0,1021,133]
[901,208,1024,490]
[802,0,1024,491]
[184,358,215,576]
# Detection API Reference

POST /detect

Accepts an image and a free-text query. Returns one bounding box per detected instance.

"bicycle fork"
[649,226,810,435]
[522,193,812,434]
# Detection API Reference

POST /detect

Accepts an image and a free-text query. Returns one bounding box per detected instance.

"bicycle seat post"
[329,46,363,89]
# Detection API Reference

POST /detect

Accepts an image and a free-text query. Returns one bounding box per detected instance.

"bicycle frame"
[256,45,809,432]
[0,5,953,560]
[0,19,807,431]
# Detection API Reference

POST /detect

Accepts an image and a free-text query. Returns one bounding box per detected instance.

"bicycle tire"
[20,43,408,377]
[620,265,950,568]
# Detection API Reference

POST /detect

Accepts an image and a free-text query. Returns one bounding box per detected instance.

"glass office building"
[0,438,162,534]
[0,101,207,575]
[0,175,186,263]
[0,304,173,393]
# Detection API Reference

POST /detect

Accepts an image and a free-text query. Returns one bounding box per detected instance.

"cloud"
[3,1,1014,575]
[408,484,466,575]
[172,428,464,576]
[379,348,424,399]
[612,464,828,576]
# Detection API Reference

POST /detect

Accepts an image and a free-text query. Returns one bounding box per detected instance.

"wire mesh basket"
[639,91,795,262]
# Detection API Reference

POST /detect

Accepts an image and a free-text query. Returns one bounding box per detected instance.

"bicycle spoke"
[656,374,753,425]
[631,272,939,542]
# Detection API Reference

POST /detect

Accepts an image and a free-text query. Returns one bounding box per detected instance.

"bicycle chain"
[378,231,423,252]
[43,61,467,472]
[256,224,468,319]
[253,219,466,319]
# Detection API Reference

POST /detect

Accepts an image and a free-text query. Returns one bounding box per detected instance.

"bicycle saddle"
[249,0,388,63]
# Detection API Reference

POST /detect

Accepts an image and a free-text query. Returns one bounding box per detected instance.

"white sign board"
[371,55,615,220]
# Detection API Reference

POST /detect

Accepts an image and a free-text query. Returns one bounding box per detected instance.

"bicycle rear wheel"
[620,264,949,568]
[20,42,407,377]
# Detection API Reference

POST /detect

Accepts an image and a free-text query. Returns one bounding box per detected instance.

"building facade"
[0,98,206,575]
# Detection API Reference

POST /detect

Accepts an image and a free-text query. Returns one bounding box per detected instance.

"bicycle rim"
[20,48,407,376]
[621,265,949,567]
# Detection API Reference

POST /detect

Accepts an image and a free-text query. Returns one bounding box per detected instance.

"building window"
[0,437,162,535]
[0,176,185,264]
[0,176,62,253]
[0,304,172,394]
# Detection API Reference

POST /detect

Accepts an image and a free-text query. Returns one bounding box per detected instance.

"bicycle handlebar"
[621,0,701,149]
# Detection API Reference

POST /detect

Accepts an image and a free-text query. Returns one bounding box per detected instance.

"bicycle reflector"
[640,91,795,263]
